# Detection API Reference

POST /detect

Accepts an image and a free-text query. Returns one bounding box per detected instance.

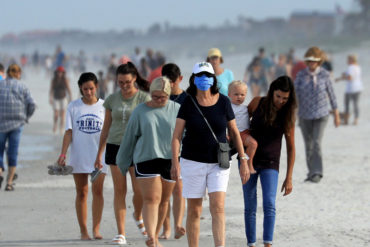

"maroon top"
[250,98,284,172]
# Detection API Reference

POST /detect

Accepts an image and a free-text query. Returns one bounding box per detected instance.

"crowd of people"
[0,45,364,247]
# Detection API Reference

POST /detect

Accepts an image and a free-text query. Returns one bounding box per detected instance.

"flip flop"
[48,163,73,175]
[111,234,127,245]
[133,213,147,238]
[90,168,102,183]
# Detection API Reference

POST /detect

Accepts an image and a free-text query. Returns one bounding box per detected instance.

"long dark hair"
[116,61,149,92]
[78,72,98,95]
[261,75,297,133]
[186,72,219,97]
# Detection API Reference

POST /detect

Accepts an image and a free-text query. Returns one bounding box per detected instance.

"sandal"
[133,213,147,237]
[5,184,14,191]
[111,234,127,245]
[90,168,102,183]
[48,163,73,175]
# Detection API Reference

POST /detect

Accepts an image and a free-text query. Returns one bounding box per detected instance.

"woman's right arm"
[247,96,261,116]
[57,129,72,166]
[171,118,185,181]
[94,109,112,169]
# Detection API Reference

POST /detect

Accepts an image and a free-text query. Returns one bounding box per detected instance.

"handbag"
[190,97,231,169]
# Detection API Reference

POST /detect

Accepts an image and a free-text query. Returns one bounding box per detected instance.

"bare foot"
[159,230,171,240]
[80,232,91,240]
[93,233,103,240]
[174,226,186,239]
[146,237,156,247]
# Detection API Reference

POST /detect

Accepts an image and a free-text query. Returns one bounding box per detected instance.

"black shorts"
[135,158,174,181]
[105,143,134,167]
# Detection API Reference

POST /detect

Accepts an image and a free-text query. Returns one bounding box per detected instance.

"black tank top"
[53,79,67,99]
[250,98,284,172]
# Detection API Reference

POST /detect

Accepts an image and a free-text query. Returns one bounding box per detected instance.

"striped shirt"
[294,67,337,120]
[0,78,36,132]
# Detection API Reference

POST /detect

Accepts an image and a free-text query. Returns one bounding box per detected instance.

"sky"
[0,0,357,36]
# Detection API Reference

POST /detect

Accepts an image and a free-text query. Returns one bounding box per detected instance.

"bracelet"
[240,155,249,160]
[59,154,66,158]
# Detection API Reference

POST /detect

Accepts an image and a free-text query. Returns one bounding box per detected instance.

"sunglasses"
[194,72,214,78]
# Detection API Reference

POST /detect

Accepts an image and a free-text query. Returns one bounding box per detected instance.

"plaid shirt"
[0,78,36,132]
[294,67,337,120]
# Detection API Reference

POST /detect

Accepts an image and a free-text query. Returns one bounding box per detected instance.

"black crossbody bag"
[190,97,231,169]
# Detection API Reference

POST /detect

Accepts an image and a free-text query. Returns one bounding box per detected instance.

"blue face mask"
[194,75,214,91]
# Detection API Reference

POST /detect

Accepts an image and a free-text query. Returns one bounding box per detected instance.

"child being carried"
[228,80,257,174]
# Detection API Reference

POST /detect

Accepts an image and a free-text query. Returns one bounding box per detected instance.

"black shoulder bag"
[190,97,231,169]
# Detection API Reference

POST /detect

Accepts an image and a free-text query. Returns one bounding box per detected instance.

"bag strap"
[190,96,219,144]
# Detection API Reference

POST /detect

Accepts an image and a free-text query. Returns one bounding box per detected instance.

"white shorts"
[180,158,230,198]
[52,98,68,111]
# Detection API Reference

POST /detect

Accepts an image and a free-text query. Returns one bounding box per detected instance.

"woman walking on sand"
[207,48,234,96]
[171,62,250,247]
[94,62,150,244]
[57,72,107,240]
[242,76,296,247]
[0,64,35,191]
[295,47,340,183]
[117,76,180,247]
[49,66,72,134]
[335,54,363,125]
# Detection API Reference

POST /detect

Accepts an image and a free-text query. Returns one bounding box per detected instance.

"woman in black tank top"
[49,66,72,134]
[241,76,297,247]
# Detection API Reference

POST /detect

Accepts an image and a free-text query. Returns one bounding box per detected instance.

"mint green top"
[116,100,180,173]
[103,90,150,145]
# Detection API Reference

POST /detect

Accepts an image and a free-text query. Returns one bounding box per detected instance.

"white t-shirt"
[231,103,250,132]
[345,64,363,93]
[65,98,107,174]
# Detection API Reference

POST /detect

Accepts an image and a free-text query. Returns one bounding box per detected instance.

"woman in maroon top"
[242,75,297,247]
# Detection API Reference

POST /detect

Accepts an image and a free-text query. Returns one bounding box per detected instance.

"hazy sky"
[1,0,356,36]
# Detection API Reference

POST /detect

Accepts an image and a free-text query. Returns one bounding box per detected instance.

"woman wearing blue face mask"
[171,62,250,247]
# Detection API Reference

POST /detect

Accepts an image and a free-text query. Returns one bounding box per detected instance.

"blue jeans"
[241,168,279,246]
[0,126,23,171]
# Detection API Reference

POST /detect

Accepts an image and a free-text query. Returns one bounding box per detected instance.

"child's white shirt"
[231,103,250,132]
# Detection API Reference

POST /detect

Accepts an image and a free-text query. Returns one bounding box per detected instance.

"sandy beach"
[0,48,370,247]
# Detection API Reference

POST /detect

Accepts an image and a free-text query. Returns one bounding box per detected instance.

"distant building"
[288,11,336,37]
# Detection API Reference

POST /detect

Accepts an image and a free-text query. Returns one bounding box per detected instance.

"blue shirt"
[0,78,36,132]
[216,69,234,96]
[294,67,337,120]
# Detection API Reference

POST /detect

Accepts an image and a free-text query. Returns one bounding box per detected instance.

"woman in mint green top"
[117,77,180,247]
[94,62,150,245]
